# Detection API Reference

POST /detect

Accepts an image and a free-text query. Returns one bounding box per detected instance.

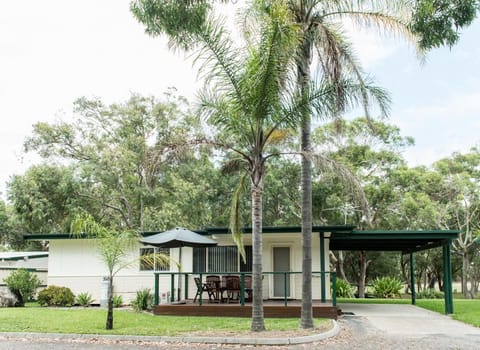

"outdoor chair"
[193,277,215,303]
[223,275,241,303]
[206,275,221,302]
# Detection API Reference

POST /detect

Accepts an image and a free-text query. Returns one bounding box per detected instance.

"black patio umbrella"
[140,227,217,248]
[140,227,217,302]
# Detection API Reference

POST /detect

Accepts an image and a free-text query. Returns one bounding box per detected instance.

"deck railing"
[153,271,337,307]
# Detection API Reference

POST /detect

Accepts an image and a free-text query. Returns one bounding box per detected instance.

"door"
[273,246,290,298]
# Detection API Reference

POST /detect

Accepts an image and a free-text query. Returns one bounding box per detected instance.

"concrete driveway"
[339,303,480,337]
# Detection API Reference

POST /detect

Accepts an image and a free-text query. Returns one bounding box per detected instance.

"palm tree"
[287,0,420,328]
[70,213,168,330]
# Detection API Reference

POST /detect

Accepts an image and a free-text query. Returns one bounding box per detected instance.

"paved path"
[1,304,480,349]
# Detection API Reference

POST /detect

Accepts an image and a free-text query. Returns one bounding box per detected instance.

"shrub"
[131,288,153,312]
[3,269,42,307]
[334,278,354,298]
[417,288,444,299]
[37,286,75,307]
[113,294,123,308]
[76,292,94,307]
[372,276,403,298]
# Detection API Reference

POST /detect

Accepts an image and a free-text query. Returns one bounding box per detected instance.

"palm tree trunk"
[106,275,114,330]
[251,168,265,332]
[299,31,314,329]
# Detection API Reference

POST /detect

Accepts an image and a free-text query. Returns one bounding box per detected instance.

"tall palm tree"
[132,0,391,331]
[287,0,420,328]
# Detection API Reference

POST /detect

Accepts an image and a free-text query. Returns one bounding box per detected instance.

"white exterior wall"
[48,239,174,304]
[46,231,333,303]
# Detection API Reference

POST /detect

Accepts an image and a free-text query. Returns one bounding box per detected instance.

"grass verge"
[0,306,330,336]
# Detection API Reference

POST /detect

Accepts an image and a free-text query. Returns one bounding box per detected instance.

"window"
[140,247,170,271]
[193,246,252,273]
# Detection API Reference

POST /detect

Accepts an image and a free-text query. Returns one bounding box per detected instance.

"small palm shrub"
[372,276,403,298]
[416,288,444,299]
[113,294,123,308]
[76,292,94,307]
[3,269,42,307]
[131,288,153,312]
[37,286,75,306]
[334,278,354,298]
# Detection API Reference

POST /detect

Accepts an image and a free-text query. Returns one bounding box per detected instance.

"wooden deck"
[153,300,339,319]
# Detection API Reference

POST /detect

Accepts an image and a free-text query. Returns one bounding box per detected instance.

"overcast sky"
[1,1,479,198]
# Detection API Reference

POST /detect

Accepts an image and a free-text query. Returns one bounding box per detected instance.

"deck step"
[153,303,339,319]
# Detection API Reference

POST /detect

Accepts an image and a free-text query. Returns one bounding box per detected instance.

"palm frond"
[230,173,249,262]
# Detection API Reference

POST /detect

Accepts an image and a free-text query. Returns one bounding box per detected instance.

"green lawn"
[338,297,480,328]
[0,306,330,336]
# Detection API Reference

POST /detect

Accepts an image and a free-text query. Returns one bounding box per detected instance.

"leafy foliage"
[334,278,354,298]
[416,288,444,299]
[131,289,154,312]
[3,269,42,307]
[113,295,124,308]
[372,277,403,299]
[75,292,94,307]
[37,286,75,307]
[411,0,479,49]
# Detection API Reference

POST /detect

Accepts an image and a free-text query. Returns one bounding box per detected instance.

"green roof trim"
[23,225,357,241]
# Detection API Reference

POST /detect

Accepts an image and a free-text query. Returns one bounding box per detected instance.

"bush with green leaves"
[416,288,444,299]
[75,292,94,307]
[334,278,354,298]
[3,269,42,307]
[372,276,403,298]
[113,294,123,308]
[37,285,75,307]
[131,288,153,312]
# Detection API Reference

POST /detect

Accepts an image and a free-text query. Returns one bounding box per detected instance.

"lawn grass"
[0,306,330,336]
[338,297,480,328]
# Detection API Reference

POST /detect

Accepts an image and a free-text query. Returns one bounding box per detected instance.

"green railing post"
[332,272,337,306]
[199,273,203,306]
[410,253,416,305]
[240,272,245,306]
[154,273,159,305]
[184,273,189,300]
[320,233,326,303]
[284,272,288,306]
[170,273,175,303]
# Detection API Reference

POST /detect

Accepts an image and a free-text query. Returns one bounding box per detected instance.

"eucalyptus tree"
[23,93,212,231]
[434,150,480,298]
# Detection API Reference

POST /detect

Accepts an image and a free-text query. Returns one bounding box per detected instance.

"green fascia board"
[23,225,356,241]
[204,225,356,235]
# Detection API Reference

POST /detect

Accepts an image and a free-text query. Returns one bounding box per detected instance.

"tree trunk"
[106,275,114,330]
[462,250,472,299]
[299,22,314,330]
[337,251,348,282]
[357,251,368,298]
[251,168,265,332]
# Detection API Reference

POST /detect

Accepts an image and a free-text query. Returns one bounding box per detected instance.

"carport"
[328,229,461,314]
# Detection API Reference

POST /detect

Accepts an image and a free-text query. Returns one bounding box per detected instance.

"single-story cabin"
[24,226,460,317]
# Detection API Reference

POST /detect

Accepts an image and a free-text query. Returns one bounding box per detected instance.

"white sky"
[1,1,479,198]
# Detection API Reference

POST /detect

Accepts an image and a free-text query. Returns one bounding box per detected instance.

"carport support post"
[320,232,326,303]
[443,240,454,314]
[410,253,416,305]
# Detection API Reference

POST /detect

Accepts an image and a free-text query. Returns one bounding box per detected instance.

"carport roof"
[330,229,461,254]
